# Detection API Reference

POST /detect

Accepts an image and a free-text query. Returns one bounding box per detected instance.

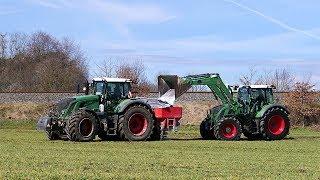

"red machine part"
[153,106,182,121]
[153,106,182,132]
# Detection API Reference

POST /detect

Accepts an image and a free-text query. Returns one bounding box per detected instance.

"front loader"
[158,73,290,140]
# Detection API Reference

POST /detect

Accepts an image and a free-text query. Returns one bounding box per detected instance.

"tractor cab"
[91,77,132,100]
[237,85,275,113]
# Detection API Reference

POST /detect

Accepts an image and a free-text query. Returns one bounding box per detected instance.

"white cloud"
[29,0,61,9]
[0,5,21,15]
[83,28,320,70]
[87,0,175,24]
[28,0,175,36]
[99,28,319,57]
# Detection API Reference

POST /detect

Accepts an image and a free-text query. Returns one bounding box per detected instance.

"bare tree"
[240,67,295,91]
[8,32,28,58]
[240,67,259,85]
[0,33,7,59]
[0,31,88,92]
[96,57,118,77]
[116,60,144,83]
[116,60,151,95]
[283,79,320,126]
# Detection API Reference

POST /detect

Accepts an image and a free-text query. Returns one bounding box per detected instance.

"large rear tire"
[66,110,98,142]
[215,117,242,141]
[200,120,216,140]
[260,107,290,140]
[118,105,154,141]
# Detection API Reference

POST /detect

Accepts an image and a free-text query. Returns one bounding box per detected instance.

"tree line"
[0,32,88,92]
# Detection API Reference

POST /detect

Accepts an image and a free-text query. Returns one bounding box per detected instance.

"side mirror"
[76,82,90,95]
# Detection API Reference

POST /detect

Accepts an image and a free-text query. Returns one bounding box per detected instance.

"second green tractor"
[159,73,290,141]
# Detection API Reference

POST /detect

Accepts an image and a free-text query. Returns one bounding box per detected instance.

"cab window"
[238,87,250,104]
[123,83,131,97]
[265,88,274,102]
[106,82,132,99]
[94,82,105,95]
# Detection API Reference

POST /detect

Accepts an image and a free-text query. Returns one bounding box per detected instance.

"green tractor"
[37,77,182,141]
[158,73,290,141]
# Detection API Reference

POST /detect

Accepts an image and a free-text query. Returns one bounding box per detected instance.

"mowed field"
[1,121,320,179]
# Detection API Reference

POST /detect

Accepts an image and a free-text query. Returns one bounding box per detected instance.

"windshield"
[107,82,131,99]
[94,81,105,95]
[238,87,250,104]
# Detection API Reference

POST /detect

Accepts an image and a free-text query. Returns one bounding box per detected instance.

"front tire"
[66,110,98,142]
[118,105,154,141]
[260,107,290,140]
[46,130,60,140]
[200,120,216,140]
[215,117,242,141]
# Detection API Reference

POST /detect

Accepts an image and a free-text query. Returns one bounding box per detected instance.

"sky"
[1,0,320,88]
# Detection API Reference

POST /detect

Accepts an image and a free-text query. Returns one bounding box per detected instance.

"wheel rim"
[128,113,148,136]
[268,115,285,135]
[79,118,93,137]
[221,123,237,139]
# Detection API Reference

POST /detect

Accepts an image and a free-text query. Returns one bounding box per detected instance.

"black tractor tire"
[46,130,60,140]
[150,121,162,141]
[118,105,154,141]
[214,117,242,141]
[97,131,119,141]
[242,130,263,140]
[260,107,290,140]
[66,110,98,142]
[200,120,216,140]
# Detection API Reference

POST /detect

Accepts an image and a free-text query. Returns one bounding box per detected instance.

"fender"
[255,104,290,118]
[79,107,97,115]
[114,98,152,114]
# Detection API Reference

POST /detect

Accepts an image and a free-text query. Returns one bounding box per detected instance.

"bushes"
[283,82,320,126]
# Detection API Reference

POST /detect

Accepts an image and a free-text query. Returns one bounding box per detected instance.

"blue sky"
[1,0,320,87]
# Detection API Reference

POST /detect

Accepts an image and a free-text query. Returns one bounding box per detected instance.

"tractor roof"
[92,77,132,82]
[247,85,275,89]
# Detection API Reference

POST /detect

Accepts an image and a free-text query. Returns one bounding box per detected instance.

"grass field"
[1,122,320,179]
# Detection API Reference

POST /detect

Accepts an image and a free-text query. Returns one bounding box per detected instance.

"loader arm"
[182,73,234,104]
[158,73,234,105]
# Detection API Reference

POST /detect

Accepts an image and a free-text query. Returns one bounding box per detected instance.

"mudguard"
[255,104,290,118]
[36,116,51,131]
[114,99,153,114]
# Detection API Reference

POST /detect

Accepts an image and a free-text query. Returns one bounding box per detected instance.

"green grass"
[0,119,36,130]
[0,123,320,179]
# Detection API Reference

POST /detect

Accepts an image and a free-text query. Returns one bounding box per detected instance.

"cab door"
[105,82,130,113]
